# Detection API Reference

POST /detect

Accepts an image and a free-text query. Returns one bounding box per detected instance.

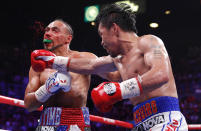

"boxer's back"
[39,51,91,108]
[114,35,178,105]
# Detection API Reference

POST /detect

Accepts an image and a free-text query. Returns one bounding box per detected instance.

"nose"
[44,31,51,38]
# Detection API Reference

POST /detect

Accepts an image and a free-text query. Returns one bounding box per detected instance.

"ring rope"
[0,95,200,130]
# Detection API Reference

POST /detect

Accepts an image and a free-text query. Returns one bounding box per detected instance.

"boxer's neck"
[118,32,138,56]
[53,45,72,57]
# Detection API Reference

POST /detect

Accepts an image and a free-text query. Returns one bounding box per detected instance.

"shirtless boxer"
[30,4,188,131]
[24,19,118,131]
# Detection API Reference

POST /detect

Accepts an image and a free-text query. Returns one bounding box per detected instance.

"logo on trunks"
[39,107,62,126]
[135,115,165,131]
[134,100,158,124]
[103,83,116,96]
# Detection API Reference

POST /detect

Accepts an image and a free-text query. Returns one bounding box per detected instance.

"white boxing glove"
[35,71,71,102]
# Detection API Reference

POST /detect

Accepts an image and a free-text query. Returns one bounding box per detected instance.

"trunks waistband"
[39,107,90,126]
[133,96,180,126]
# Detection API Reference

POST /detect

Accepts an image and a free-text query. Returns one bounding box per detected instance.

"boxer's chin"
[44,44,53,51]
[108,51,118,58]
[44,46,53,51]
[110,54,118,58]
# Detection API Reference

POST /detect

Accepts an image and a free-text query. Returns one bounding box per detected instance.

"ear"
[111,23,119,36]
[65,35,73,44]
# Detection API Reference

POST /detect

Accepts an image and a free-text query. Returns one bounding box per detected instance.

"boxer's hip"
[36,107,91,131]
[132,96,188,131]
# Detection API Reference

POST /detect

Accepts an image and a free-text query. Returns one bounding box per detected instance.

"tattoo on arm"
[150,45,163,59]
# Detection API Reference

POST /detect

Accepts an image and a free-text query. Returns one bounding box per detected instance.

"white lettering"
[55,108,61,125]
[141,115,165,130]
[49,107,54,125]
[40,107,62,126]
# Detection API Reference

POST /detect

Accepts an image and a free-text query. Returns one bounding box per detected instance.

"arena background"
[0,0,200,130]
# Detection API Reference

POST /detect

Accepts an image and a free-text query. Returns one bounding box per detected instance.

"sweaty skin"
[40,52,91,107]
[24,20,120,112]
[67,23,177,106]
[24,21,92,112]
[113,35,177,105]
[25,51,92,111]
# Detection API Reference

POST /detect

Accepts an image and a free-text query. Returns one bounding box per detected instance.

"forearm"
[69,58,96,74]
[24,92,43,112]
[68,56,116,74]
[31,49,115,74]
[51,56,101,74]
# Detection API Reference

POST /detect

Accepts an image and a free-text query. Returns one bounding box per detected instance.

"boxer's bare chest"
[114,49,149,81]
[39,68,90,107]
[40,69,89,91]
[40,69,56,85]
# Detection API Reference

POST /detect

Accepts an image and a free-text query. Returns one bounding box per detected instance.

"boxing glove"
[31,49,70,72]
[91,76,142,112]
[35,71,71,102]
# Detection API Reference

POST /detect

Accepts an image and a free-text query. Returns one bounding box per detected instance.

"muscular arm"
[140,35,169,93]
[91,36,171,109]
[69,53,121,81]
[33,50,121,81]
[69,55,117,74]
[24,67,43,112]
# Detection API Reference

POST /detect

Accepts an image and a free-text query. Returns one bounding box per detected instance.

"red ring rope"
[0,95,200,130]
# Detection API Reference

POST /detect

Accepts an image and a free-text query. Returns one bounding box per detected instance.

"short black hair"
[96,3,137,33]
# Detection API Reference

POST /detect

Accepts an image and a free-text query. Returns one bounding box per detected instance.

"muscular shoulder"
[138,34,165,52]
[70,51,98,59]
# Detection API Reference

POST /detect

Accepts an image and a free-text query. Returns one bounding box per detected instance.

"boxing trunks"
[132,96,188,131]
[35,107,91,131]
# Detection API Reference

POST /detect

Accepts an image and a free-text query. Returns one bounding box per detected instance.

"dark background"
[0,0,200,73]
[0,0,200,130]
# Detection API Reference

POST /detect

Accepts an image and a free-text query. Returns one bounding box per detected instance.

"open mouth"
[43,39,53,44]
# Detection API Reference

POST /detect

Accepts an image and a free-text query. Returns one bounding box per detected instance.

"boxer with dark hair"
[30,3,188,131]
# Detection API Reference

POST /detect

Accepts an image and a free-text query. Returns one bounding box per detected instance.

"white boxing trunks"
[132,96,188,131]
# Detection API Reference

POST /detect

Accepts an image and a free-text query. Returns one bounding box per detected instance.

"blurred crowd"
[0,45,201,131]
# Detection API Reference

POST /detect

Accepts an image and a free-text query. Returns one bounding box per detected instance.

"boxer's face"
[43,21,69,51]
[98,23,120,57]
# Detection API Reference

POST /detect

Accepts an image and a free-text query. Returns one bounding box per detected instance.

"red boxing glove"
[91,76,142,113]
[31,49,56,72]
[91,82,123,112]
[31,49,70,72]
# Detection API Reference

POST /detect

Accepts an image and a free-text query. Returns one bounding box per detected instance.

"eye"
[44,28,50,32]
[52,27,59,33]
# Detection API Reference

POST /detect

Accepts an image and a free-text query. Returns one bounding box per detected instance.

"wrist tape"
[35,85,52,103]
[120,75,142,99]
[52,56,70,72]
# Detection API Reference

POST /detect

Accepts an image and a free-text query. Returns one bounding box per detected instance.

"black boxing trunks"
[35,107,91,131]
[132,96,188,131]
